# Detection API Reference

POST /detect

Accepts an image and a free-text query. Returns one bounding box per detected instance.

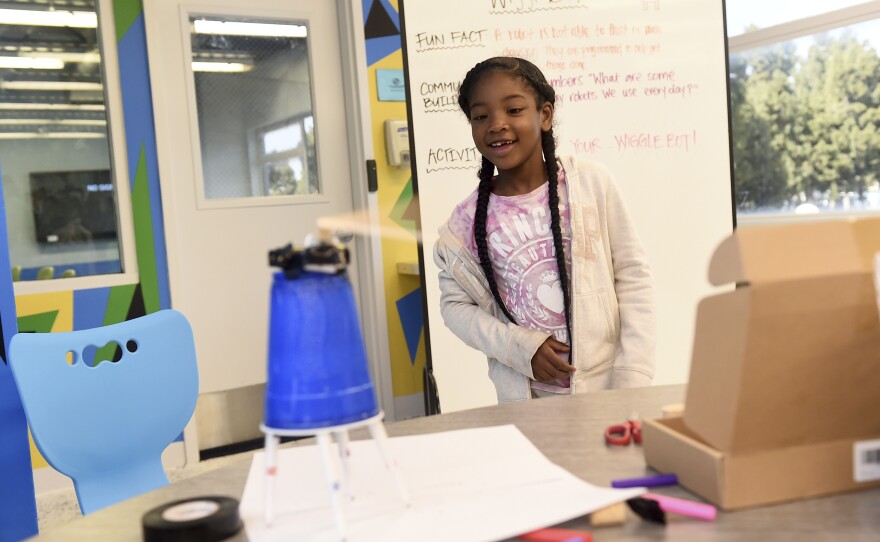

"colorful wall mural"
[363,0,426,414]
[6,2,170,475]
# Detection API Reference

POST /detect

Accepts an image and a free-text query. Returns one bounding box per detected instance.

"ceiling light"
[25,51,101,64]
[192,19,307,38]
[0,119,106,126]
[0,103,104,111]
[0,132,105,139]
[0,57,64,69]
[0,81,103,91]
[192,61,252,73]
[0,8,97,28]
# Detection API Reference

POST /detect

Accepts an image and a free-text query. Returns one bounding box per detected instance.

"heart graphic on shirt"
[536,281,564,314]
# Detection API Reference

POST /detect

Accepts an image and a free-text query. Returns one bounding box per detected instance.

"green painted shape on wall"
[389,178,417,238]
[95,285,134,365]
[103,284,136,326]
[131,146,160,314]
[113,0,143,43]
[17,311,58,333]
[94,342,122,366]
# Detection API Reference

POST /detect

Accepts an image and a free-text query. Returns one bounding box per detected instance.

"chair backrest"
[35,266,53,280]
[9,310,199,514]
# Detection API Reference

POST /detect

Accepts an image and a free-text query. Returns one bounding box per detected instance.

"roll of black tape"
[142,496,242,542]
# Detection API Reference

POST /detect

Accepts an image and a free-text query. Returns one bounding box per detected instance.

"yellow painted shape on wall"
[368,49,428,397]
[28,431,49,469]
[15,291,73,468]
[16,291,74,332]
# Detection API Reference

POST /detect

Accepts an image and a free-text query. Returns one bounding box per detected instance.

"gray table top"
[31,384,880,541]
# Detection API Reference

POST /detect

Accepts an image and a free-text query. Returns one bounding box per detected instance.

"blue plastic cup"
[265,270,378,429]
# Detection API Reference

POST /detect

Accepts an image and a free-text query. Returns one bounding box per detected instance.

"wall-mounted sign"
[377,69,406,101]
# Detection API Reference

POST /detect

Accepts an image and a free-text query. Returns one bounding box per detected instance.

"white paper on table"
[239,424,643,541]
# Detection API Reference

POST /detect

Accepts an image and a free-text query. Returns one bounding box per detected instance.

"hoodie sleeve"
[433,237,550,379]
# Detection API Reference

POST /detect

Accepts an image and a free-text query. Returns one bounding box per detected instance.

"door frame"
[144,0,393,464]
[336,0,395,422]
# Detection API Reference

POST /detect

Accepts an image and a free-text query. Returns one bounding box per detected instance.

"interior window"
[0,1,123,282]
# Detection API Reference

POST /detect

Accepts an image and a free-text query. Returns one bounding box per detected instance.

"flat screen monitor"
[29,169,118,244]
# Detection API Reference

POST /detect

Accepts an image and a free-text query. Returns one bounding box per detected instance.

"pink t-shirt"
[448,173,572,394]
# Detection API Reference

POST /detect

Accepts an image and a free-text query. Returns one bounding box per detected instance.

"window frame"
[728,2,880,225]
[12,0,140,295]
[252,113,316,196]
[181,11,328,211]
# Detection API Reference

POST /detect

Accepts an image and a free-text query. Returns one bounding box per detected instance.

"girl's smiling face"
[466,70,553,180]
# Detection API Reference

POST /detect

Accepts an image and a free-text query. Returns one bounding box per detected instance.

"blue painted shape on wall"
[118,14,171,311]
[74,287,113,331]
[364,0,401,66]
[0,171,39,541]
[395,287,423,365]
[366,35,402,67]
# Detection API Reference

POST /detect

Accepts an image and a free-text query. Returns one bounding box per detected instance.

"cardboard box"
[643,217,880,509]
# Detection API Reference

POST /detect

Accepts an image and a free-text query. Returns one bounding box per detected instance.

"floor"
[34,450,255,532]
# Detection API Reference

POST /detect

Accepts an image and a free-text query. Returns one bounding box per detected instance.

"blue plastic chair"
[9,310,199,514]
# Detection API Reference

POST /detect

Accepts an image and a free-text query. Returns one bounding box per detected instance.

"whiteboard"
[401,0,733,412]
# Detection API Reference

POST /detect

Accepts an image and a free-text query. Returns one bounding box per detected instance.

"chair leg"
[317,432,347,540]
[333,430,353,501]
[264,433,279,527]
[75,459,168,515]
[367,421,410,506]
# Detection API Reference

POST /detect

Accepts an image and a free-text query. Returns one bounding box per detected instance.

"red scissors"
[605,419,642,446]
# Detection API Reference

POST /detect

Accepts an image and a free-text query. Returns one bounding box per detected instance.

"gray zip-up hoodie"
[433,157,656,402]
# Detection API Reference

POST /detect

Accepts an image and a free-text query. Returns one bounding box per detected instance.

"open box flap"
[686,217,880,453]
[707,219,866,286]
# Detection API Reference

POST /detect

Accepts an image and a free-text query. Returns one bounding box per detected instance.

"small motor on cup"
[268,236,350,279]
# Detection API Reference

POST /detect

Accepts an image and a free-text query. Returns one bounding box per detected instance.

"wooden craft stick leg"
[367,421,410,506]
[317,432,347,540]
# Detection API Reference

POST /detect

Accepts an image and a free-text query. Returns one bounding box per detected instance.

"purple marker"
[611,473,678,488]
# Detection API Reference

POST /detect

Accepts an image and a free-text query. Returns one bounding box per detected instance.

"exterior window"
[254,115,317,196]
[727,2,880,219]
[0,2,133,284]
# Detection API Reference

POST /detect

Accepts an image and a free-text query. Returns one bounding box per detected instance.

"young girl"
[434,57,656,402]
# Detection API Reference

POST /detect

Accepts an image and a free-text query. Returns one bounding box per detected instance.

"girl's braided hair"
[457,57,571,344]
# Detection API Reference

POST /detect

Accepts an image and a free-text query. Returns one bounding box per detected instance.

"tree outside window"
[729,9,880,218]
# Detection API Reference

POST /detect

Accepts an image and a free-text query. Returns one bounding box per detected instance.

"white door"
[144,0,362,397]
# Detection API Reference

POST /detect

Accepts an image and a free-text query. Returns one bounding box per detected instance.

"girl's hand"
[531,338,575,382]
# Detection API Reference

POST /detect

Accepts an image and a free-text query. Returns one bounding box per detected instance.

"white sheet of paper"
[239,424,642,541]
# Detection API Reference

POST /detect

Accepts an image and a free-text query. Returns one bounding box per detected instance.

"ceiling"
[0,2,308,138]
[0,0,105,138]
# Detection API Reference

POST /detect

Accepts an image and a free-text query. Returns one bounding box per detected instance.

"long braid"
[459,56,572,343]
[474,156,518,323]
[542,131,572,345]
